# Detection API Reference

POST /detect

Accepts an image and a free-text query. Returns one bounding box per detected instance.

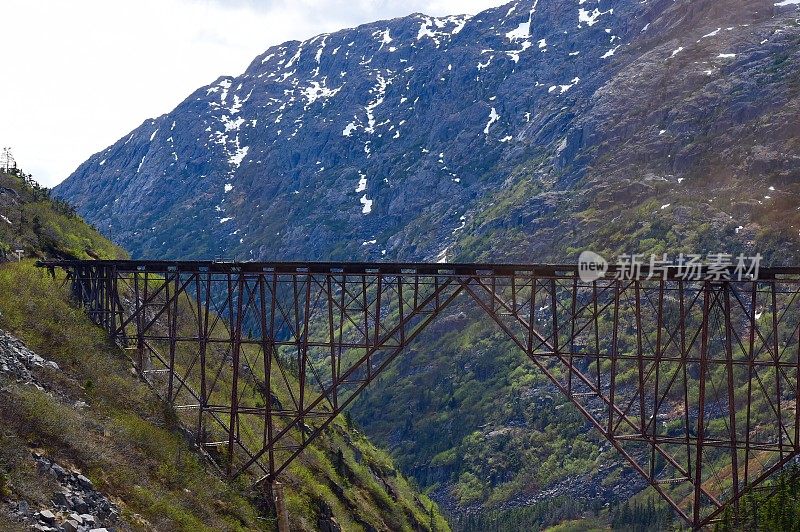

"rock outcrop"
[0,329,59,388]
[8,453,120,532]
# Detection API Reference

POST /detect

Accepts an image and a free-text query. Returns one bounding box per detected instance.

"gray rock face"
[0,329,59,388]
[56,0,800,265]
[75,475,93,490]
[10,453,120,532]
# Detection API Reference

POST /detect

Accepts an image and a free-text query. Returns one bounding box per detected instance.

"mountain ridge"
[57,0,655,261]
[58,0,800,265]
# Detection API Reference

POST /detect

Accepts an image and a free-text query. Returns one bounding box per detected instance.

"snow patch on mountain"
[360,194,373,214]
[506,0,539,40]
[364,72,391,134]
[484,107,500,135]
[356,172,368,193]
[578,7,613,27]
[300,80,342,108]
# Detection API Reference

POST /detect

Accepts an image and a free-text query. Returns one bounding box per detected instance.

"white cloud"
[0,0,504,187]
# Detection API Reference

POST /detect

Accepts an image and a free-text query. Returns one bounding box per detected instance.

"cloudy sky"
[0,0,506,187]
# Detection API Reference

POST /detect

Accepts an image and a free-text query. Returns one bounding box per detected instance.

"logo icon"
[578,251,608,282]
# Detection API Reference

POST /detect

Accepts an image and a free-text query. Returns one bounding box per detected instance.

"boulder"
[52,491,70,508]
[50,464,68,480]
[76,474,93,489]
[71,495,89,514]
[38,509,56,523]
[62,520,80,532]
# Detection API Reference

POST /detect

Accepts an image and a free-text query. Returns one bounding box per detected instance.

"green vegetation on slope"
[715,467,800,532]
[349,307,617,514]
[0,261,263,530]
[0,170,124,260]
[0,168,449,530]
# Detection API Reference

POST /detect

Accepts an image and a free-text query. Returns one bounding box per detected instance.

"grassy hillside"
[0,170,124,261]
[0,169,449,530]
[0,261,264,530]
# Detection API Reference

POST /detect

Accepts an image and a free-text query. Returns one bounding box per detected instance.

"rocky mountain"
[57,0,800,265]
[54,0,800,526]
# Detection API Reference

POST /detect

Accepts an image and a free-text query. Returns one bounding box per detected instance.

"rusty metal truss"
[38,260,800,529]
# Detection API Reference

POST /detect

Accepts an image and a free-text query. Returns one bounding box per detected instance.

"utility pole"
[1,147,16,174]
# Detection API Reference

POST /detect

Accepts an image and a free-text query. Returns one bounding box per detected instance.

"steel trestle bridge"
[38,259,800,529]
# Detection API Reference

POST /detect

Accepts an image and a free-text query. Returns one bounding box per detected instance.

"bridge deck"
[37,259,800,279]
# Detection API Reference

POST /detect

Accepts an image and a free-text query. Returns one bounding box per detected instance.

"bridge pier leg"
[272,481,290,532]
